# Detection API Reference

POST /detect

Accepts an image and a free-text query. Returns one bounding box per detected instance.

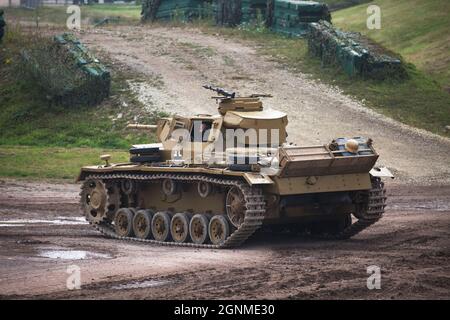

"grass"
[4,4,141,26]
[332,0,450,89]
[0,146,129,180]
[82,4,142,20]
[0,24,163,149]
[0,23,164,180]
[321,0,371,11]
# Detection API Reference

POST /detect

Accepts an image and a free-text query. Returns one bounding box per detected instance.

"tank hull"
[78,164,386,248]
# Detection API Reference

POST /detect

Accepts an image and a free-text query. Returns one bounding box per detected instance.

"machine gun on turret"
[203,85,236,99]
[203,85,273,100]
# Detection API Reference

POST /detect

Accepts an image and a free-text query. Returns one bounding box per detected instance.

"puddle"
[38,249,111,260]
[0,216,87,227]
[111,279,169,290]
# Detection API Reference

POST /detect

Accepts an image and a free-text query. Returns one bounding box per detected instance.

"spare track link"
[81,173,266,249]
[329,177,387,240]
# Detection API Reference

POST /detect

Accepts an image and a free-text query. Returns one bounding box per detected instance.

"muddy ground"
[0,180,449,299]
[1,25,449,299]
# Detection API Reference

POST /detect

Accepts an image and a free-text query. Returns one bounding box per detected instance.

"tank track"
[81,173,266,249]
[322,177,387,240]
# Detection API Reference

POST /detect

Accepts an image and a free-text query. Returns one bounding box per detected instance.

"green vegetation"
[332,0,450,89]
[4,4,141,26]
[0,25,161,149]
[0,146,128,179]
[0,23,163,180]
[321,0,371,11]
[84,4,142,21]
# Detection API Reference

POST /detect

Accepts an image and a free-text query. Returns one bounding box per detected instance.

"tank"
[77,86,393,248]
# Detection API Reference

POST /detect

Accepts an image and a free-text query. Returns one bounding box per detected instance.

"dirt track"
[1,25,450,299]
[0,179,449,299]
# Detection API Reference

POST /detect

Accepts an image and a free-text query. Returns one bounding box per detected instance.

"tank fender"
[243,173,274,186]
[370,167,394,179]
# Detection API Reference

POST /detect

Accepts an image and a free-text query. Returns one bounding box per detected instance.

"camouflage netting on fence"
[141,0,331,35]
[21,33,110,106]
[308,21,405,79]
[142,0,214,22]
[215,0,242,26]
[271,0,331,36]
[241,0,268,24]
[216,0,329,29]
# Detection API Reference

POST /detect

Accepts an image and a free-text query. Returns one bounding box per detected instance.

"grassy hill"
[332,0,450,90]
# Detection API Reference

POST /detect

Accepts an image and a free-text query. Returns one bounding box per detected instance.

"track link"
[81,173,266,249]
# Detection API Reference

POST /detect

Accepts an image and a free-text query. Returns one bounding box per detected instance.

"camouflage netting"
[141,0,214,22]
[308,21,406,79]
[21,33,110,106]
[216,0,242,26]
[216,0,267,27]
[270,0,331,36]
[142,0,330,34]
[241,0,268,24]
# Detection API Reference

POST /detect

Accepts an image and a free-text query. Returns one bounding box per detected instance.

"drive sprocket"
[80,179,121,224]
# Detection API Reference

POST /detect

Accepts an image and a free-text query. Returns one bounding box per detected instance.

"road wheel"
[171,212,191,243]
[133,209,154,239]
[114,208,135,237]
[189,214,209,244]
[226,186,246,227]
[209,215,230,245]
[152,211,172,241]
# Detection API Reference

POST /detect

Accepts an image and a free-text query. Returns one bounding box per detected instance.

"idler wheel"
[209,215,230,245]
[152,211,172,241]
[226,186,246,228]
[189,214,209,244]
[114,208,135,237]
[133,209,154,239]
[170,212,191,243]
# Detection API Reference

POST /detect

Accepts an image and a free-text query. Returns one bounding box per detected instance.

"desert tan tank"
[77,86,393,248]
